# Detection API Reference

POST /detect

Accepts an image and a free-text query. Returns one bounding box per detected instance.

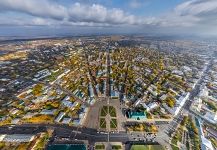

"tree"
[32,84,43,96]
[166,97,175,108]
[181,116,188,126]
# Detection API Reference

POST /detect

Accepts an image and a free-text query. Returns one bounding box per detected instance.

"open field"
[109,106,117,117]
[100,106,108,117]
[130,145,164,150]
[110,119,117,129]
[100,118,106,129]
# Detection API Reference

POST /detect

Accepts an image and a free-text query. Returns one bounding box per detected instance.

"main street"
[0,124,161,149]
[156,60,211,149]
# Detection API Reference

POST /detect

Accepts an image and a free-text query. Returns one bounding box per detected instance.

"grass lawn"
[171,138,179,150]
[210,137,217,148]
[109,106,117,117]
[110,119,117,129]
[112,145,122,150]
[0,143,17,150]
[34,133,49,150]
[0,118,11,126]
[171,138,177,146]
[171,145,179,150]
[130,145,165,150]
[0,142,5,149]
[95,144,105,149]
[16,143,30,150]
[100,118,106,128]
[100,106,108,117]
[47,70,63,82]
[23,115,53,124]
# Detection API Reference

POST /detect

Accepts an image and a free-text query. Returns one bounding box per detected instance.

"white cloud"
[0,0,217,36]
[32,18,52,26]
[0,0,141,26]
[175,0,217,16]
[171,0,217,27]
[0,0,67,20]
[144,0,217,30]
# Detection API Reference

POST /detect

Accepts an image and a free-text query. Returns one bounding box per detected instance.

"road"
[0,124,162,149]
[169,60,210,133]
[156,60,211,149]
[106,50,111,97]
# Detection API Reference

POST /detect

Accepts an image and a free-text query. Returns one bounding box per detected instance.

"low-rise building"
[204,111,217,124]
[62,117,72,124]
[0,134,35,142]
[11,118,20,124]
[146,102,159,112]
[196,118,214,150]
[201,136,214,150]
[55,112,65,123]
[33,69,51,81]
[40,109,57,115]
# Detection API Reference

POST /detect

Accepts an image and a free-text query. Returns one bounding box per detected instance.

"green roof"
[128,111,146,119]
[48,144,86,150]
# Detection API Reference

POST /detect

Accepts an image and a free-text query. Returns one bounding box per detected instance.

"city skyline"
[0,0,217,37]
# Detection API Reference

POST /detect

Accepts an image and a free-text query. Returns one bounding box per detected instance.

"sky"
[0,0,217,37]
